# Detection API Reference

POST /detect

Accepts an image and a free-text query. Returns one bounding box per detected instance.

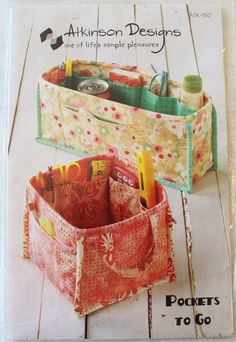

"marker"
[136,150,157,209]
[64,59,73,88]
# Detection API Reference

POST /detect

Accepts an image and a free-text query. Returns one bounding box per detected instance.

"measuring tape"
[88,160,108,181]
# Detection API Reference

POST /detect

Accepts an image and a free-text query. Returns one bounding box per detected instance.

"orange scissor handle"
[52,162,81,184]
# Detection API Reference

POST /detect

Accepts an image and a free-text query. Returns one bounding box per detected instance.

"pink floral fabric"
[23,155,175,317]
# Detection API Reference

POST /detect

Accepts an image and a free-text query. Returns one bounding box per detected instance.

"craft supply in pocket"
[38,60,217,193]
[64,59,73,88]
[57,62,65,83]
[109,68,143,87]
[52,161,81,185]
[78,79,111,99]
[180,74,203,111]
[23,154,175,316]
[137,150,157,209]
[43,167,54,205]
[88,159,108,180]
[111,164,139,188]
[39,217,55,238]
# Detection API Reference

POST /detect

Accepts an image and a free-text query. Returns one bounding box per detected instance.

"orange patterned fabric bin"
[22,154,176,317]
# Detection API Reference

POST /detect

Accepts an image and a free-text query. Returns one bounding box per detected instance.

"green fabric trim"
[186,122,193,194]
[36,83,42,138]
[211,104,218,170]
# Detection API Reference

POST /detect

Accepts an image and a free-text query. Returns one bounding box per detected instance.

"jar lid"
[183,75,202,94]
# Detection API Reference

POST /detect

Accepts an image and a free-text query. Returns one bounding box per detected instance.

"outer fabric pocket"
[62,105,125,156]
[28,210,77,302]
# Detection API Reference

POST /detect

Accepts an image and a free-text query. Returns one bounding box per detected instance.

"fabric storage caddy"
[36,60,217,193]
[22,154,176,317]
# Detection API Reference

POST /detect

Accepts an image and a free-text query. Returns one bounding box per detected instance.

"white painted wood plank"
[39,279,85,340]
[96,4,136,64]
[135,4,167,74]
[189,4,230,247]
[187,172,233,337]
[87,292,149,340]
[7,260,43,340]
[152,188,196,339]
[186,5,233,337]
[9,7,35,144]
[161,4,198,82]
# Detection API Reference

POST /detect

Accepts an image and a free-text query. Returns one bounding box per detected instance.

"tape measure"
[88,160,108,181]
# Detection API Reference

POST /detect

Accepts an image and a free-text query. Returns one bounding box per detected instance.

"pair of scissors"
[52,162,81,185]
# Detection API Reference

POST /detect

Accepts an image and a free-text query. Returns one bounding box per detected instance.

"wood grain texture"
[7,3,233,340]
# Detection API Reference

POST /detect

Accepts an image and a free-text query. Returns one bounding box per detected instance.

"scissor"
[52,162,81,185]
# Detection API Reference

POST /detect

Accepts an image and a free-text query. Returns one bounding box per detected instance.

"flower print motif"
[99,126,108,136]
[70,130,75,137]
[54,114,59,121]
[154,145,162,153]
[194,149,203,162]
[111,106,116,111]
[132,144,143,153]
[167,153,173,158]
[114,126,121,132]
[101,233,114,253]
[62,182,101,227]
[94,135,102,144]
[58,122,62,128]
[106,145,118,155]
[156,113,162,119]
[132,107,139,112]
[79,69,93,77]
[103,106,109,112]
[112,112,122,120]
[72,113,79,120]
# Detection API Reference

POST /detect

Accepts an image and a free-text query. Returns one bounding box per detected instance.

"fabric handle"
[103,213,159,278]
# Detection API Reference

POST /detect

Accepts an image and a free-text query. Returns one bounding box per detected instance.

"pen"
[57,62,65,83]
[136,150,157,209]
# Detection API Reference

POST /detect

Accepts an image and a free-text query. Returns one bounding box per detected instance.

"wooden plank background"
[7,3,234,340]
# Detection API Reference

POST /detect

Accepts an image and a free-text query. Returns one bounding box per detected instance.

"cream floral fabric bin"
[36,60,217,193]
